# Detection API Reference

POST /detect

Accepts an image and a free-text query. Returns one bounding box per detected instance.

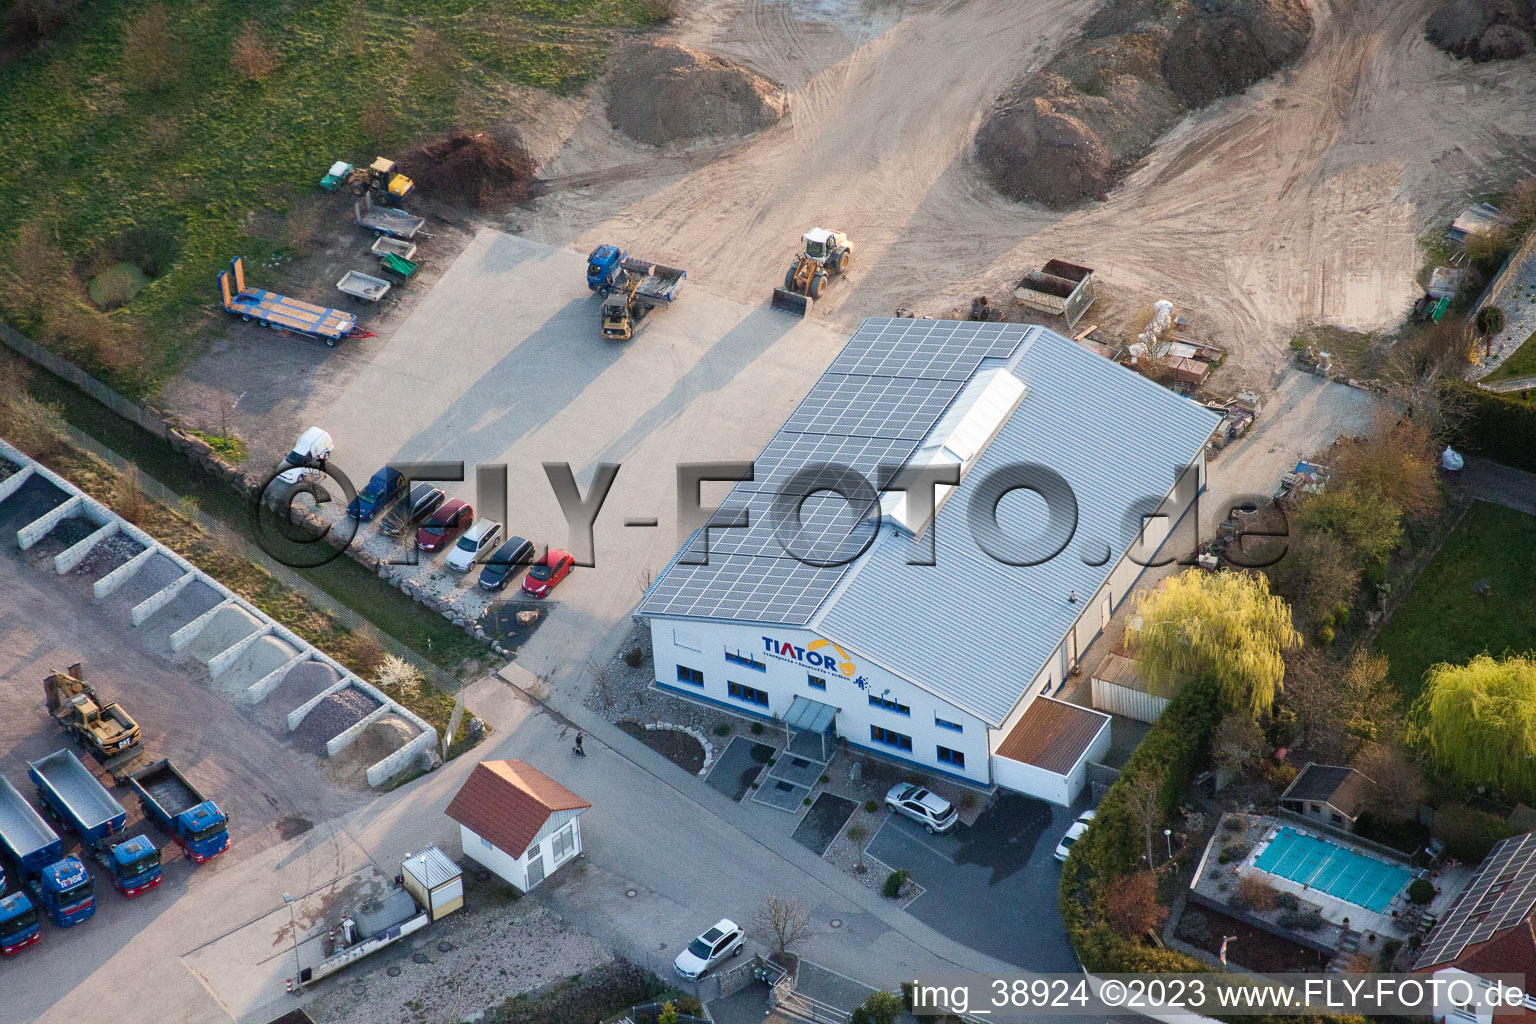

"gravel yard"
[305,882,610,1024]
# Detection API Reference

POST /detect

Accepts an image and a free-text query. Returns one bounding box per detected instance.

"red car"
[521,548,574,597]
[417,499,474,552]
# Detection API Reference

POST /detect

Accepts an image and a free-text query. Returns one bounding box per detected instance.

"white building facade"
[458,812,583,893]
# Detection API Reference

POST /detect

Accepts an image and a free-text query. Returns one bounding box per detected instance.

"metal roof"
[402,845,461,890]
[993,698,1109,774]
[639,318,1221,726]
[783,695,839,734]
[1416,831,1536,969]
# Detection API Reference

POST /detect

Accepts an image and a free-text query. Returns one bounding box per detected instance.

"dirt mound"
[976,0,1311,207]
[1427,0,1535,61]
[607,42,787,146]
[402,131,535,209]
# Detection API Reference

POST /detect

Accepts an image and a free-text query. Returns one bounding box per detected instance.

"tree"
[1353,742,1425,824]
[658,1003,679,1024]
[1105,870,1169,938]
[1265,531,1360,636]
[1279,648,1352,760]
[1477,304,1507,338]
[1124,767,1165,869]
[1411,655,1536,796]
[122,4,175,91]
[1291,484,1403,569]
[1211,713,1264,774]
[754,893,814,957]
[1337,651,1400,745]
[1330,415,1441,519]
[846,823,868,873]
[1129,570,1300,716]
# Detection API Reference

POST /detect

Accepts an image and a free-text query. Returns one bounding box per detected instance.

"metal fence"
[62,422,464,694]
[1,323,169,439]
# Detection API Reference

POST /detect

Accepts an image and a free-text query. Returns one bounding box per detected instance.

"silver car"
[885,783,958,834]
[674,918,744,980]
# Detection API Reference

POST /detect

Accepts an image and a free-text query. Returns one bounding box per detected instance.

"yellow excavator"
[771,228,853,316]
[44,663,145,780]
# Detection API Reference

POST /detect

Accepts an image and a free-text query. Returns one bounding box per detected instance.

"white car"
[674,918,744,980]
[885,783,958,834]
[277,426,333,484]
[445,518,502,572]
[1053,809,1097,862]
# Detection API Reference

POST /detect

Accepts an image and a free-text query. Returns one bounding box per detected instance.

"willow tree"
[1128,570,1300,717]
[1411,654,1536,796]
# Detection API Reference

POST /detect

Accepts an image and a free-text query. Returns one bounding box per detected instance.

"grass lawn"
[0,0,666,394]
[1483,328,1536,384]
[1377,500,1536,699]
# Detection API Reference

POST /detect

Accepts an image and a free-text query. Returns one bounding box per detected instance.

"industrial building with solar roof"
[637,318,1222,805]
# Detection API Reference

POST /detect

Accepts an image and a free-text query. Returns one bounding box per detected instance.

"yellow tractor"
[350,157,415,206]
[44,663,145,780]
[771,228,853,315]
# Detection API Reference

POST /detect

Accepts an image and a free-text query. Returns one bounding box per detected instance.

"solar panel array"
[1415,831,1536,969]
[639,319,1037,624]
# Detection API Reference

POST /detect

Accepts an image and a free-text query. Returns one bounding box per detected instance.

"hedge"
[1058,676,1364,1024]
[1452,385,1536,474]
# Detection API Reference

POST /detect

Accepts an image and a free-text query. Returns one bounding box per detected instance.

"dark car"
[380,484,445,537]
[521,548,574,598]
[478,536,536,591]
[347,465,406,520]
[417,499,473,552]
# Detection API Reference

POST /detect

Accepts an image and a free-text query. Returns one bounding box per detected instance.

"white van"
[446,518,502,572]
[277,427,333,484]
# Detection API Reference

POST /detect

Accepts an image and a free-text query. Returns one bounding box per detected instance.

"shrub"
[864,800,879,813]
[1434,804,1522,863]
[960,792,977,811]
[1181,910,1211,943]
[819,774,829,784]
[1408,879,1435,905]
[1452,384,1536,475]
[712,723,731,736]
[883,869,909,899]
[623,647,646,668]
[1105,871,1169,937]
[1218,841,1251,864]
[750,723,764,735]
[1236,874,1279,912]
[1275,891,1300,911]
[1277,908,1326,932]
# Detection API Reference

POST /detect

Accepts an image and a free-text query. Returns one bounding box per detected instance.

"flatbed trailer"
[219,257,357,346]
[598,256,686,340]
[337,270,391,302]
[354,194,425,239]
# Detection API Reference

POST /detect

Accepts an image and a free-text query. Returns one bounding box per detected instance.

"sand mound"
[326,713,421,788]
[212,634,297,696]
[185,604,262,664]
[976,0,1311,207]
[1427,0,1534,61]
[607,42,787,146]
[403,131,536,209]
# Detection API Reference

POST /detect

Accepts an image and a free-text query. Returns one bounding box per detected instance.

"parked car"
[885,783,958,834]
[446,519,503,572]
[1053,809,1096,863]
[478,536,536,591]
[277,426,333,484]
[673,918,744,980]
[521,548,574,597]
[348,465,406,520]
[380,484,445,537]
[417,499,473,552]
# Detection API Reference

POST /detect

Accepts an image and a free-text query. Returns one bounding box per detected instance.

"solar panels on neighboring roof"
[636,318,1038,624]
[1415,832,1536,969]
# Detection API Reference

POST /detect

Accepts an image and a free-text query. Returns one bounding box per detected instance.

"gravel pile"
[0,456,17,482]
[73,533,144,578]
[326,714,421,789]
[293,685,381,755]
[607,41,787,146]
[108,552,186,608]
[184,604,263,665]
[209,634,296,698]
[0,474,67,533]
[248,660,338,731]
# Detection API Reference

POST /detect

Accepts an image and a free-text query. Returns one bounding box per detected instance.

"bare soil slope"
[1426,0,1535,61]
[607,40,788,145]
[977,0,1312,206]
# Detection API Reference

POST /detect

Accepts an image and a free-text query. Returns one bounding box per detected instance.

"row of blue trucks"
[0,752,228,956]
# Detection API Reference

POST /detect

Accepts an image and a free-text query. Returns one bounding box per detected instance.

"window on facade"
[551,823,575,863]
[480,834,494,850]
[937,745,965,768]
[676,665,704,686]
[674,630,701,652]
[935,715,963,733]
[1331,813,1344,825]
[807,674,826,691]
[727,681,769,707]
[870,725,912,751]
[724,649,767,672]
[868,693,910,716]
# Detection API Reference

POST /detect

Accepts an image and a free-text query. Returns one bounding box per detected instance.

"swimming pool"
[1252,827,1413,914]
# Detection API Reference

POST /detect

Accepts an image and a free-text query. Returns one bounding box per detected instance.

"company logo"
[762,636,857,677]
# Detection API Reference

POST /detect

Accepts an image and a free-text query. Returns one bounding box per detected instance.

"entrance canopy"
[783,695,839,762]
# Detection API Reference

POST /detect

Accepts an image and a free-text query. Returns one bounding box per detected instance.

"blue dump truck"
[130,760,230,864]
[585,245,686,340]
[30,750,161,898]
[0,773,93,931]
[0,891,40,956]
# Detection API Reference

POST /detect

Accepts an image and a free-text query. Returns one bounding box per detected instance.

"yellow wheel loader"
[771,228,853,316]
